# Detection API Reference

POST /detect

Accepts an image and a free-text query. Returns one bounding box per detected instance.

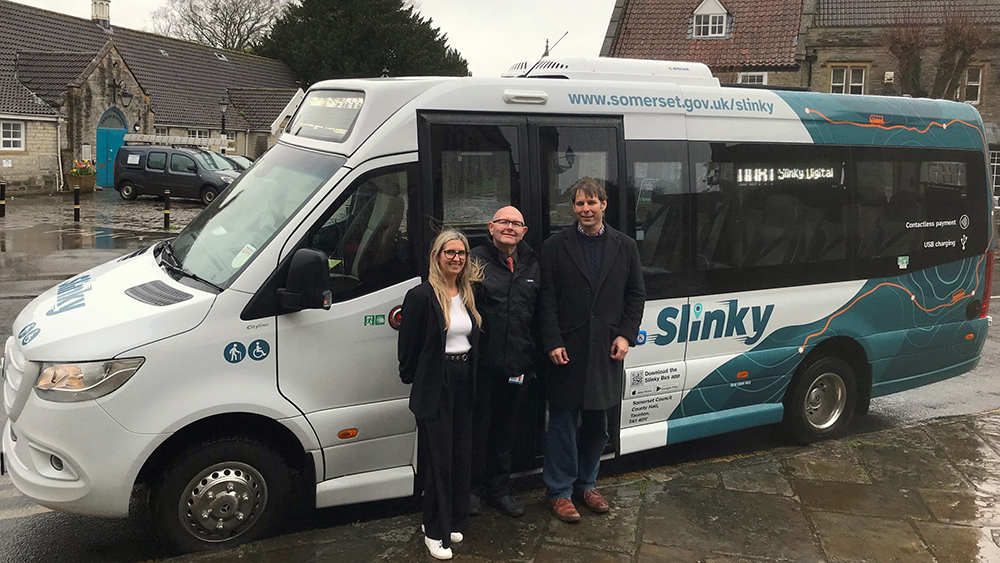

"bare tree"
[883,9,989,100]
[150,0,291,52]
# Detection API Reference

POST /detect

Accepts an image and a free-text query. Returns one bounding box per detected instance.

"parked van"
[2,57,993,553]
[114,145,240,204]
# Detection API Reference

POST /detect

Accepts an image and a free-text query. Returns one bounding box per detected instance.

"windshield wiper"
[158,240,224,293]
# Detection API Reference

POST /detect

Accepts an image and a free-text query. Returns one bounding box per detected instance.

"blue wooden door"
[97,110,127,188]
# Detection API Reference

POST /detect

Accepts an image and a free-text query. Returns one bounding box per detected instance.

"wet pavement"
[160,410,1000,563]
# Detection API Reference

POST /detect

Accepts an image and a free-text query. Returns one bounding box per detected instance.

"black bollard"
[164,190,170,230]
[0,181,6,218]
[73,185,80,222]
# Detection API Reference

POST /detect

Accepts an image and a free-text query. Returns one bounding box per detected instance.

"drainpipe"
[56,116,64,191]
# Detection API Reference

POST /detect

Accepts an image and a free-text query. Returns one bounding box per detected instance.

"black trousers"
[417,358,472,548]
[472,367,528,499]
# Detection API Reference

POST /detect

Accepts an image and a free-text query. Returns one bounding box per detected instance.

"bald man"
[469,206,540,518]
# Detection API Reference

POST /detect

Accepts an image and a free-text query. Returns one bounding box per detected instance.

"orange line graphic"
[796,108,991,352]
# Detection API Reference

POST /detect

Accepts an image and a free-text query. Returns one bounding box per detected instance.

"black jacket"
[471,241,540,378]
[398,282,480,420]
[539,224,645,410]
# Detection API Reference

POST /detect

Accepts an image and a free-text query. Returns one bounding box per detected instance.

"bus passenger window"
[626,140,689,299]
[309,167,415,302]
[430,124,521,247]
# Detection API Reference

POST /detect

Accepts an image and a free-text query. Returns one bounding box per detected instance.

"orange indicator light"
[338,429,359,440]
[737,371,749,379]
[966,334,975,341]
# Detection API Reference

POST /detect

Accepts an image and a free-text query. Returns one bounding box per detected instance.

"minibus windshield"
[171,143,346,288]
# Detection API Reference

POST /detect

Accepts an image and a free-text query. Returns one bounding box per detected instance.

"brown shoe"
[549,498,581,522]
[579,489,609,513]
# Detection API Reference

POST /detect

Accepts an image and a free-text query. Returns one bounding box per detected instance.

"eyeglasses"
[442,250,468,260]
[491,219,526,229]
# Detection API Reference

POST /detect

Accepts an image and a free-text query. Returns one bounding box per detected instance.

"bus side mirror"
[278,248,332,312]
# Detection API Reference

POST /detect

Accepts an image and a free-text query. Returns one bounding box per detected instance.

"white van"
[2,57,992,552]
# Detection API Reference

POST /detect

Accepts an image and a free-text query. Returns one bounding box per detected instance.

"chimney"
[92,0,111,30]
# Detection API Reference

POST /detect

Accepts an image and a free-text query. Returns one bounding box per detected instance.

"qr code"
[630,372,644,387]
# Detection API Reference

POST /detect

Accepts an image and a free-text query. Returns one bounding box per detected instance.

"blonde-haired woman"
[398,230,483,560]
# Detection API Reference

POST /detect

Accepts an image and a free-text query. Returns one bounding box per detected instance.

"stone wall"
[0,119,60,192]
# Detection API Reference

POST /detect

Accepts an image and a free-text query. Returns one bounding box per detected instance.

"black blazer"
[398,281,480,420]
[539,224,645,410]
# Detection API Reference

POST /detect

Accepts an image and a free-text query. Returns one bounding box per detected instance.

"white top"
[445,295,472,354]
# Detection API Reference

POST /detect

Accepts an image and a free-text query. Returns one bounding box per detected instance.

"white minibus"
[2,56,992,552]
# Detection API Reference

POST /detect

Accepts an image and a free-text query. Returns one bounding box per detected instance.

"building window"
[991,151,1000,208]
[1,121,24,150]
[155,127,169,136]
[223,131,238,151]
[188,129,209,139]
[694,14,726,37]
[831,66,865,95]
[737,72,767,85]
[963,67,983,105]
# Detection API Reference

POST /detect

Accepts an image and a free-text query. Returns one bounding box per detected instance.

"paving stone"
[719,460,794,496]
[784,442,871,484]
[951,464,1000,496]
[643,487,824,562]
[923,421,1000,466]
[808,511,934,563]
[543,486,641,554]
[533,544,632,563]
[914,522,1000,563]
[636,543,773,562]
[653,471,722,489]
[795,480,932,521]
[847,425,934,450]
[918,489,1000,527]
[855,444,967,490]
[460,506,548,562]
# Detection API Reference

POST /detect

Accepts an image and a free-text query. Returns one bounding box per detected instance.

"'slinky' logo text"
[655,300,774,346]
[46,275,92,316]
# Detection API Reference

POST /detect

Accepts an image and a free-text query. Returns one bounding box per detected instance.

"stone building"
[602,0,1000,193]
[0,0,303,193]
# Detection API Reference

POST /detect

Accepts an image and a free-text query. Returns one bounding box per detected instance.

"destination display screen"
[286,90,365,143]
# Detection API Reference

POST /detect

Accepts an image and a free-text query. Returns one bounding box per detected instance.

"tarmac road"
[0,233,998,562]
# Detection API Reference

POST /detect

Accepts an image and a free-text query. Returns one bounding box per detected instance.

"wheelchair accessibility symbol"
[636,330,647,345]
[248,339,270,361]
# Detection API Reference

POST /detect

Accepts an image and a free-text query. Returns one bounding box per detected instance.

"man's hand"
[610,336,630,361]
[548,347,569,365]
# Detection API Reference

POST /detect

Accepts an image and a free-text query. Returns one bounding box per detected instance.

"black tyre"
[784,356,857,445]
[150,436,294,554]
[200,186,219,205]
[119,181,138,200]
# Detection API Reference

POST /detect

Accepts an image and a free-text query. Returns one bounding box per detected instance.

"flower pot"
[69,174,96,193]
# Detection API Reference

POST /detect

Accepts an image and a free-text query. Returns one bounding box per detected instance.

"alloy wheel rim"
[804,372,846,430]
[177,461,268,543]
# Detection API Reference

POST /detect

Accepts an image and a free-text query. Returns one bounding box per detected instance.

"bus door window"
[625,140,692,299]
[309,165,416,302]
[428,123,523,248]
[536,124,621,236]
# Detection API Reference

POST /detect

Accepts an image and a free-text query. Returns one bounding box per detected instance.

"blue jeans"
[543,405,609,500]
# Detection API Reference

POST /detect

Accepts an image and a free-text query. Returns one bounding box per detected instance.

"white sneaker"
[424,536,453,560]
[422,525,463,543]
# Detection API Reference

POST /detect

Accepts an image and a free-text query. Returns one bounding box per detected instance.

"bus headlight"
[35,358,144,403]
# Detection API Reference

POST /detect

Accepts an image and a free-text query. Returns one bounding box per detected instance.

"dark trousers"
[542,405,609,500]
[471,368,528,499]
[417,359,472,548]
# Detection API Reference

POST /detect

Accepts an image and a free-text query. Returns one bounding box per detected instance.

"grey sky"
[11,0,616,77]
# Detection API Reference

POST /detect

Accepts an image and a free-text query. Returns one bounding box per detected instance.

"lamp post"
[219,99,228,154]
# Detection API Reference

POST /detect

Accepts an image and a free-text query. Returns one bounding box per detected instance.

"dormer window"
[694,14,726,37]
[692,0,730,39]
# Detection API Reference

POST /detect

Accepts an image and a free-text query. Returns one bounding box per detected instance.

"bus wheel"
[150,436,293,554]
[785,356,857,445]
[119,181,138,200]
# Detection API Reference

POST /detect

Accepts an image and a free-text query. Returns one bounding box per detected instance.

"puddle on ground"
[0,224,170,255]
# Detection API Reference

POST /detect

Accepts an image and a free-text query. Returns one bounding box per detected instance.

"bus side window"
[626,140,689,299]
[309,165,416,302]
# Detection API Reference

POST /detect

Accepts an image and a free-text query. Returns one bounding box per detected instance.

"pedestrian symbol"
[248,339,270,361]
[225,342,246,364]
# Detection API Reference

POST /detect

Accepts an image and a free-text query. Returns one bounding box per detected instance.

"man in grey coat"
[539,177,645,522]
